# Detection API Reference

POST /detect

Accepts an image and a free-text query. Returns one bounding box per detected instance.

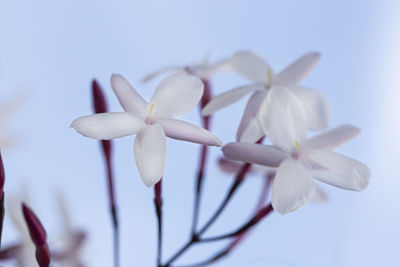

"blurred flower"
[222,125,370,214]
[5,192,86,267]
[142,53,231,82]
[203,51,331,143]
[71,73,222,186]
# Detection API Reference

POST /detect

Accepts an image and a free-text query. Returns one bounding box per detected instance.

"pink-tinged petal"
[158,119,222,147]
[111,74,147,117]
[289,85,331,131]
[275,52,321,84]
[222,142,287,168]
[71,112,145,140]
[236,90,267,143]
[259,86,307,152]
[150,73,203,119]
[134,124,166,187]
[218,158,243,173]
[308,149,370,191]
[231,51,271,84]
[271,158,315,215]
[202,84,263,116]
[141,66,183,83]
[304,125,360,150]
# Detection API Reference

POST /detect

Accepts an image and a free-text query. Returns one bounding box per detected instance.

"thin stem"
[102,140,120,267]
[197,162,251,236]
[154,180,163,267]
[199,204,273,243]
[190,78,212,236]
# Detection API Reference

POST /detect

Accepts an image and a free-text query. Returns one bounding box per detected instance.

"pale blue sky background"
[0,0,398,266]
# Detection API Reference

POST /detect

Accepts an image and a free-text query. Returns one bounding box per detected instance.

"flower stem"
[154,180,163,267]
[190,78,212,236]
[197,162,251,236]
[199,204,273,243]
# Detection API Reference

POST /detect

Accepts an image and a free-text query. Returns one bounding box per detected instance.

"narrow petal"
[259,86,307,152]
[231,51,271,84]
[111,74,147,117]
[271,158,315,215]
[236,90,267,143]
[304,125,360,150]
[289,85,331,131]
[159,119,222,146]
[71,112,145,140]
[141,66,183,83]
[275,52,321,84]
[134,124,166,187]
[202,84,263,116]
[222,142,287,167]
[150,73,204,119]
[308,149,370,191]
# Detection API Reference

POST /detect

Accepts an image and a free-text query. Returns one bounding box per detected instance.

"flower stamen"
[148,104,155,122]
[267,68,273,84]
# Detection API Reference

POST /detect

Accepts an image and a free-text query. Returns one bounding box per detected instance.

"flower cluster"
[71,51,370,215]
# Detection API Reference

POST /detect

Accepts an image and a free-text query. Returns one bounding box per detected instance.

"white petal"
[202,84,263,116]
[304,125,360,150]
[71,112,145,140]
[271,158,315,215]
[111,74,148,117]
[222,142,287,167]
[308,149,370,191]
[150,73,204,119]
[231,51,271,83]
[236,90,267,143]
[275,52,321,84]
[259,86,307,152]
[134,124,167,187]
[158,119,222,146]
[142,66,183,83]
[289,85,331,131]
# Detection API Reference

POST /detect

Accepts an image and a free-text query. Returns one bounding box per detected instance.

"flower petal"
[259,86,307,152]
[275,52,321,84]
[236,90,267,143]
[71,112,145,140]
[158,119,222,146]
[150,73,204,119]
[111,74,148,117]
[288,85,331,131]
[308,149,370,191]
[141,66,183,83]
[271,158,315,215]
[202,84,263,116]
[304,125,360,150]
[134,124,166,187]
[231,51,271,84]
[222,142,287,167]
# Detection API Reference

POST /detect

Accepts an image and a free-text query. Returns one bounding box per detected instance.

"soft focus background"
[0,0,398,266]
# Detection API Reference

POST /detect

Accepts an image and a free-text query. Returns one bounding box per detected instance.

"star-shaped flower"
[222,125,370,214]
[71,73,222,186]
[202,51,331,143]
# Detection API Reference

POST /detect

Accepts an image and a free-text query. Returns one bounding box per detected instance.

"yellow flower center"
[148,103,155,122]
[295,140,301,152]
[267,68,274,84]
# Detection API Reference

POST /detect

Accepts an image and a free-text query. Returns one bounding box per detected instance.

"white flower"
[142,54,231,82]
[202,51,331,143]
[222,125,371,214]
[71,73,222,186]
